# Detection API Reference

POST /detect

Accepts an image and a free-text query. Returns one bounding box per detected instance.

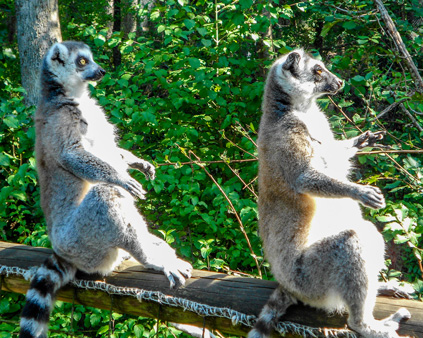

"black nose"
[99,67,106,76]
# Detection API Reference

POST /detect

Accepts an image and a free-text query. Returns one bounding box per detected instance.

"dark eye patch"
[76,56,89,67]
[313,65,323,75]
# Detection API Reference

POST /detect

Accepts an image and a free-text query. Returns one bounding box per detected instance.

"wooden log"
[0,241,422,337]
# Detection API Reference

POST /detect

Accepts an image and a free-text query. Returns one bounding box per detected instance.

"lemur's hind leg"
[53,184,192,286]
[115,187,192,287]
[289,230,410,338]
[248,286,297,338]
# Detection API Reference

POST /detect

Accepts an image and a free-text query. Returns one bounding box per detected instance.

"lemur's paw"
[131,160,156,180]
[357,185,385,209]
[123,177,147,199]
[163,258,193,288]
[354,130,386,149]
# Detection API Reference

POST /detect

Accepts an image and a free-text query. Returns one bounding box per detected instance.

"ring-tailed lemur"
[248,50,411,338]
[19,41,192,338]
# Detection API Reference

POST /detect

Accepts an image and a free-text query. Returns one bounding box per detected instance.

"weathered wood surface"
[0,241,422,337]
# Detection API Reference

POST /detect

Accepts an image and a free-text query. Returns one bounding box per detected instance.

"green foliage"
[0,85,47,246]
[0,0,422,336]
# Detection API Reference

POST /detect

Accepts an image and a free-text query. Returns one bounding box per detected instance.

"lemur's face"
[73,49,106,82]
[46,42,106,96]
[273,50,343,99]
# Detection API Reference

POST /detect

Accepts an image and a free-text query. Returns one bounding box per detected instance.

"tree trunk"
[138,0,155,33]
[105,0,115,39]
[113,0,122,68]
[15,0,62,107]
[122,0,138,38]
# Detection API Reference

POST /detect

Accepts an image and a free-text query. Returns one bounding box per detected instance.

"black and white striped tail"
[248,286,297,338]
[19,254,76,338]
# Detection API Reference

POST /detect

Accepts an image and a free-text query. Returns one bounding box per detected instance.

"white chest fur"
[76,93,125,171]
[293,104,353,181]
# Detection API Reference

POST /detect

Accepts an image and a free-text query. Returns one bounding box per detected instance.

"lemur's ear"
[50,43,67,66]
[282,52,301,73]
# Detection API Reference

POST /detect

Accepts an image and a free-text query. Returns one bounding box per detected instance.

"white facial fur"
[46,43,95,98]
[273,49,340,109]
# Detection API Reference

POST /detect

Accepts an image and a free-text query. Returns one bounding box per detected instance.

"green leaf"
[196,27,208,36]
[91,314,102,327]
[11,191,26,201]
[351,75,365,83]
[184,19,195,30]
[321,21,338,37]
[239,0,253,9]
[188,58,201,69]
[134,324,143,338]
[97,325,109,335]
[3,116,19,129]
[150,10,160,20]
[201,39,212,47]
[0,154,10,166]
[342,21,357,30]
[376,215,396,223]
[108,37,121,48]
[394,235,409,244]
[0,298,10,313]
[94,35,106,47]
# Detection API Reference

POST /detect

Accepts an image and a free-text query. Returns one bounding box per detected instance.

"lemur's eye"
[316,68,323,75]
[78,57,88,66]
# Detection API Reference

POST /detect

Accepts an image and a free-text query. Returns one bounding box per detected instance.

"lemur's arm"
[119,149,156,180]
[52,108,146,199]
[278,125,385,209]
[59,146,146,199]
[294,169,385,209]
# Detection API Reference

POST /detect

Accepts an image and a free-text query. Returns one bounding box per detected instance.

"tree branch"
[399,103,423,133]
[375,98,408,119]
[374,0,423,93]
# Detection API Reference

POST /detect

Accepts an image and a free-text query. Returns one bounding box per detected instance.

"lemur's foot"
[381,308,411,331]
[349,308,411,338]
[378,281,415,299]
[163,258,193,288]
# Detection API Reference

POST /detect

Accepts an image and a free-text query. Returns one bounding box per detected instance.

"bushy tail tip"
[19,254,76,338]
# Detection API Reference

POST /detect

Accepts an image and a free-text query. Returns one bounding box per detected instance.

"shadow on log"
[0,241,422,337]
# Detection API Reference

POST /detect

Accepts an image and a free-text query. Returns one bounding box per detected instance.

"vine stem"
[176,144,262,278]
[156,158,257,167]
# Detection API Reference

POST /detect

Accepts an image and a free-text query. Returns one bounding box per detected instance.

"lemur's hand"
[355,185,385,209]
[129,160,156,180]
[122,177,147,199]
[353,130,386,149]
